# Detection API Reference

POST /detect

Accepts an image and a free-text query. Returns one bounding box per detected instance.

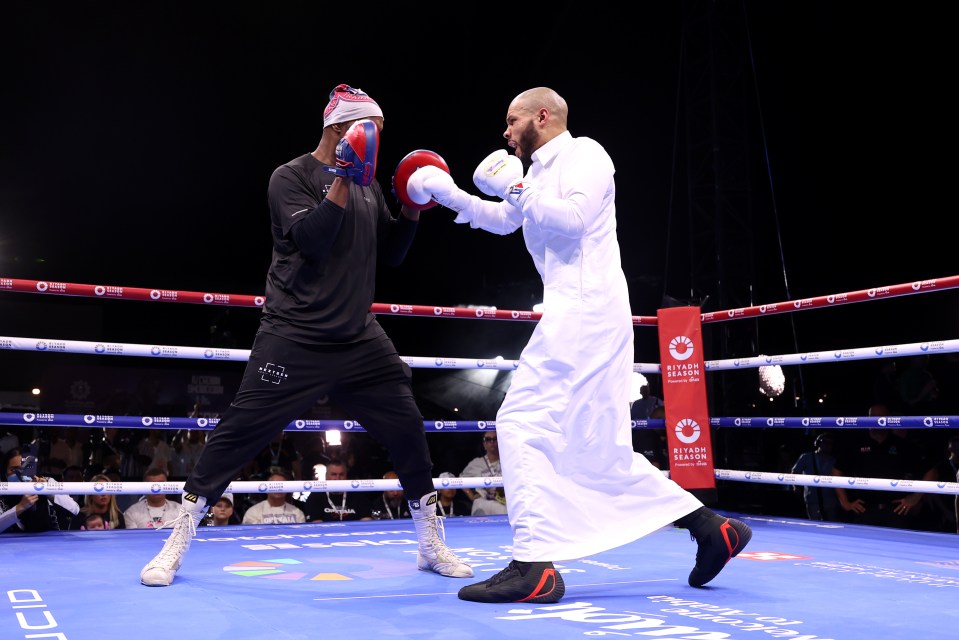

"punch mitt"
[392,149,450,211]
[322,119,379,186]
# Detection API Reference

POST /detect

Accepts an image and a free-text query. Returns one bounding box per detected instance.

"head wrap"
[323,84,383,128]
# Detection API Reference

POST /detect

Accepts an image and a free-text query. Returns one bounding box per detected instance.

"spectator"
[79,513,106,531]
[370,470,410,520]
[436,472,470,517]
[2,447,80,532]
[137,430,174,476]
[0,494,41,533]
[123,467,182,529]
[253,432,302,480]
[832,425,929,529]
[460,432,507,516]
[0,428,21,456]
[89,428,140,481]
[62,464,86,506]
[204,493,240,527]
[49,427,87,469]
[69,473,126,530]
[242,470,306,525]
[790,433,841,521]
[170,430,207,481]
[301,460,372,522]
[630,380,664,420]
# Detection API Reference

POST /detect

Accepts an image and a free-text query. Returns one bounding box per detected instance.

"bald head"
[504,87,569,161]
[511,87,568,127]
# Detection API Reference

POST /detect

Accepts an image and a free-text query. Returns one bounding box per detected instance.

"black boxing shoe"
[458,560,565,604]
[687,515,752,587]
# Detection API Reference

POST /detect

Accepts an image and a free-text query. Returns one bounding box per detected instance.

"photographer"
[2,447,80,532]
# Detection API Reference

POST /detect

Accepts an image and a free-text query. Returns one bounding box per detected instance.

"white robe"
[455,131,702,561]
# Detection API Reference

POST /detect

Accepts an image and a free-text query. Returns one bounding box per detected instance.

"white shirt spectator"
[242,500,306,525]
[123,498,182,529]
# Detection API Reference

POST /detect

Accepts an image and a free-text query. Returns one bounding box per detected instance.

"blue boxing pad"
[323,119,379,186]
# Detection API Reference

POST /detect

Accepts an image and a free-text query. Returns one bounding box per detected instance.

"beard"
[515,120,540,171]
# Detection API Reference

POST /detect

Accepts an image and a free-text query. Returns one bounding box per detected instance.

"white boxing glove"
[406,165,471,212]
[472,149,508,196]
[405,166,436,206]
[473,149,524,199]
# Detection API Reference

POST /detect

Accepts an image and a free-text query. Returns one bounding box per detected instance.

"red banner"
[657,307,716,489]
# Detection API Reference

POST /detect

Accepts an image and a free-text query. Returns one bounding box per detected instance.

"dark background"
[1,1,955,428]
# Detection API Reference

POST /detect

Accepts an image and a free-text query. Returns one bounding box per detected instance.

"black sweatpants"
[185,327,435,502]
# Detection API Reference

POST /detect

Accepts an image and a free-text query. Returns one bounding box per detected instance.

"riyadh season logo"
[142,417,154,426]
[254,296,265,306]
[674,418,702,444]
[668,336,694,361]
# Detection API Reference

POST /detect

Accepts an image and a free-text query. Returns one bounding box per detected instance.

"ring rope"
[3,413,958,431]
[3,334,956,372]
[5,275,959,325]
[0,478,503,495]
[3,473,957,496]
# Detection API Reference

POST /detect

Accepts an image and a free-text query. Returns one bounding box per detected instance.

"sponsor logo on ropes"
[94,285,124,297]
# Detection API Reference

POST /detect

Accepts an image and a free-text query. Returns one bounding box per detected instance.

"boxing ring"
[2,275,959,639]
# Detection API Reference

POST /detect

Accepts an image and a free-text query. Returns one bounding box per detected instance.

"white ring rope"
[2,335,957,372]
[0,478,503,495]
[4,472,958,496]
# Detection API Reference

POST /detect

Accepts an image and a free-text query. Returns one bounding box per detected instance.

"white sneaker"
[409,491,474,578]
[139,505,202,586]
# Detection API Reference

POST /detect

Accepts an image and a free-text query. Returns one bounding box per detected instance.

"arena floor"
[2,512,954,639]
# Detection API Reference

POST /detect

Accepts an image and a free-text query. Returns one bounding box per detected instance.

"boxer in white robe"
[405,87,751,604]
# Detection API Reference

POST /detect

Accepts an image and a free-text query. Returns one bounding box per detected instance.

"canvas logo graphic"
[222,557,414,581]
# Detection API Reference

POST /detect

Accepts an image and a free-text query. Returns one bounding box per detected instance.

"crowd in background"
[0,424,494,533]
[2,354,958,534]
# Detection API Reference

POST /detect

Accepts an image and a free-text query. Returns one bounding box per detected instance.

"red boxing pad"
[392,149,450,211]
